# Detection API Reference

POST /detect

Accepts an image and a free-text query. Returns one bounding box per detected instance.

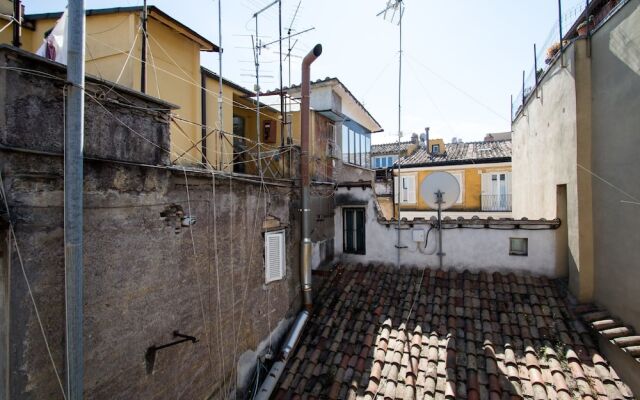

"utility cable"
[0,172,67,400]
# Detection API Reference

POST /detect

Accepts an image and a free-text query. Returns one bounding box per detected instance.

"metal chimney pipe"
[300,43,322,310]
[425,127,430,152]
[254,44,322,400]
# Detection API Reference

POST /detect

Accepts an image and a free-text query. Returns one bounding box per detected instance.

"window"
[342,124,371,167]
[342,125,349,163]
[448,171,464,204]
[343,208,366,254]
[387,156,394,166]
[431,144,440,153]
[394,175,417,204]
[481,172,512,211]
[375,157,382,168]
[509,238,528,256]
[265,230,286,283]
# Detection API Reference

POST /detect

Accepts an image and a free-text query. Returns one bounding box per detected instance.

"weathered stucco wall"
[590,0,640,332]
[0,47,301,399]
[334,188,562,277]
[511,41,595,300]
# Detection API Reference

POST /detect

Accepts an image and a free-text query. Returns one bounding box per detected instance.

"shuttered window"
[343,208,366,254]
[394,175,417,204]
[265,230,286,284]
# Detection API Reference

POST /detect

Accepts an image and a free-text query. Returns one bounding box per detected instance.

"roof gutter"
[399,156,512,169]
[254,44,322,400]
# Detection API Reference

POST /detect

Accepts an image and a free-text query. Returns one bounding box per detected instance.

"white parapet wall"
[334,187,564,278]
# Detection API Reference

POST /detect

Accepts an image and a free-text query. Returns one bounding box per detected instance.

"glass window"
[375,157,381,168]
[432,144,440,153]
[349,129,356,164]
[343,208,366,254]
[365,135,371,168]
[509,238,528,256]
[342,125,349,163]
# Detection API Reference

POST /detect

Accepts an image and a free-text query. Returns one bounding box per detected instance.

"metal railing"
[511,0,592,121]
[481,194,512,212]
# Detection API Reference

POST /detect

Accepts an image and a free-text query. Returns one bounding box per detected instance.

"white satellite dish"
[420,172,460,210]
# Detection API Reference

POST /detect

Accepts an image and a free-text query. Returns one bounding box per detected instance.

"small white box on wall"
[412,229,425,242]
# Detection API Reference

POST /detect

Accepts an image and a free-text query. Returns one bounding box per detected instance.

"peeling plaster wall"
[0,48,301,400]
[334,188,561,277]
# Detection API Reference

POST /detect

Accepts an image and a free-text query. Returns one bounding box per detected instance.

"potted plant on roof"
[576,16,593,36]
[545,42,561,64]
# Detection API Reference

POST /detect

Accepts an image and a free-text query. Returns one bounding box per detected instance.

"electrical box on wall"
[263,120,277,144]
[412,229,425,242]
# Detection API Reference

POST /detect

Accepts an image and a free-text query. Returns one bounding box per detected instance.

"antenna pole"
[255,17,262,177]
[279,0,285,149]
[396,0,404,269]
[218,0,224,170]
[141,0,147,93]
[65,0,85,398]
[436,190,444,269]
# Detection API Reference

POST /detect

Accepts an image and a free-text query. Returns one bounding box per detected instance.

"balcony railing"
[481,194,512,212]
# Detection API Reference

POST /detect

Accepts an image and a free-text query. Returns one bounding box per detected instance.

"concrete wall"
[0,48,301,399]
[511,41,595,300]
[590,0,640,331]
[334,188,562,277]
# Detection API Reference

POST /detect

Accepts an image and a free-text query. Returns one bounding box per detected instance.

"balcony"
[481,194,512,212]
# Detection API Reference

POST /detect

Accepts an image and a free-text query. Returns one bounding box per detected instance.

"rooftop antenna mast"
[217,0,223,170]
[252,0,279,177]
[377,0,405,268]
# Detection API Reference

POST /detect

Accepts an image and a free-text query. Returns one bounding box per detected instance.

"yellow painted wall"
[395,164,512,212]
[7,9,290,175]
[142,16,202,165]
[202,74,284,174]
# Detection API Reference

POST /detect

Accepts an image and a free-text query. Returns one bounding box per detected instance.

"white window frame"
[265,230,286,284]
[448,171,464,205]
[394,173,417,205]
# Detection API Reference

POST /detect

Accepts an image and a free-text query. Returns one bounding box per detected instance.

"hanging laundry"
[35,9,67,65]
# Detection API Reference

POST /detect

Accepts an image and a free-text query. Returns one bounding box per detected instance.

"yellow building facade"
[5,5,379,181]
[393,140,512,214]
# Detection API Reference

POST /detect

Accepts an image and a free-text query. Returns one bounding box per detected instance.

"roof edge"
[25,6,219,52]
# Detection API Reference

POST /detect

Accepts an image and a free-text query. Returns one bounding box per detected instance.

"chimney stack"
[425,127,430,152]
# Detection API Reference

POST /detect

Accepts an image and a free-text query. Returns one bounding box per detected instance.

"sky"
[24,0,586,145]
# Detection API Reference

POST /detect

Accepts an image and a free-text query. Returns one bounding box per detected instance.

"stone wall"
[0,46,301,399]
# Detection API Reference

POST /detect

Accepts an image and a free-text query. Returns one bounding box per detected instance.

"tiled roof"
[399,140,512,167]
[274,264,635,400]
[371,141,414,156]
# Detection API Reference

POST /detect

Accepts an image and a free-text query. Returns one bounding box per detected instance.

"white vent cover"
[265,230,286,284]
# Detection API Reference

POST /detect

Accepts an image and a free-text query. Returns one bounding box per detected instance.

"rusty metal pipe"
[300,43,321,310]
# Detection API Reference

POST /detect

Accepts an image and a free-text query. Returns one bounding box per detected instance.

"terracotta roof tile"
[398,140,511,166]
[275,264,635,399]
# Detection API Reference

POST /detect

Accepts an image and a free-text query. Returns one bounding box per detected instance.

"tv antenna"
[378,0,405,268]
[420,172,461,268]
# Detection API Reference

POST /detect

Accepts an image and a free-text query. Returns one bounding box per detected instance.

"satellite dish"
[420,172,460,210]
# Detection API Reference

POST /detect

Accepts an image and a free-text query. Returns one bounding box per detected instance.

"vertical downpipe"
[300,43,322,310]
[65,1,85,399]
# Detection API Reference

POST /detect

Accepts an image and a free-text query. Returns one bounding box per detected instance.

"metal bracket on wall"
[145,331,199,374]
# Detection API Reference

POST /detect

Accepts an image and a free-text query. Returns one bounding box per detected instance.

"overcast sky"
[25,0,586,144]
